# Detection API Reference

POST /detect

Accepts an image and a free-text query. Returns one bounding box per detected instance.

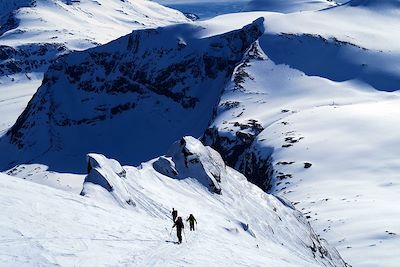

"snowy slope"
[0,0,188,133]
[0,0,187,49]
[201,5,400,266]
[0,137,347,266]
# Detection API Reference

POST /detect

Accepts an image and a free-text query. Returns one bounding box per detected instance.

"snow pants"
[177,229,182,243]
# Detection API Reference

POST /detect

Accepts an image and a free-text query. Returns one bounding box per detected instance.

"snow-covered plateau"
[1,0,400,266]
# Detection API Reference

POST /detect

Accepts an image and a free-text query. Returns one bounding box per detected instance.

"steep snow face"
[77,137,347,266]
[201,8,400,267]
[0,73,43,134]
[0,18,264,172]
[245,0,335,13]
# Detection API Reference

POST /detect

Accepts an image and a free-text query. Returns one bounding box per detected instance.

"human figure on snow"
[172,216,184,244]
[172,208,178,222]
[186,214,197,231]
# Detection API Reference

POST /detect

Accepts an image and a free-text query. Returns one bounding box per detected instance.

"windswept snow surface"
[201,5,400,267]
[0,138,346,266]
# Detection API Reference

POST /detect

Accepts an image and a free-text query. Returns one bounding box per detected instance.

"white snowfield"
[202,1,400,266]
[0,137,346,266]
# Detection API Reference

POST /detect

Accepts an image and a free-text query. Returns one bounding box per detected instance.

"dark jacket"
[173,218,184,230]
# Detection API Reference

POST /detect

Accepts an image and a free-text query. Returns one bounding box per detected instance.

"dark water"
[161,1,249,20]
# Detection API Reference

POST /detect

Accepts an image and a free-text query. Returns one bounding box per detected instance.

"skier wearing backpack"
[172,208,178,222]
[172,216,184,244]
[186,214,197,231]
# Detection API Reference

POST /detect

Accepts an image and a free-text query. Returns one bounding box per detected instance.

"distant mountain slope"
[0,137,347,266]
[245,0,335,13]
[0,0,188,49]
[347,0,400,7]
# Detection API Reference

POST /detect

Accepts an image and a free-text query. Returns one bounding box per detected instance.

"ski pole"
[165,227,173,240]
[183,229,187,243]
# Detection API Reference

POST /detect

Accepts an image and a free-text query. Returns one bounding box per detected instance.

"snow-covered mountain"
[1,0,399,266]
[0,18,264,172]
[0,0,188,133]
[244,0,336,13]
[200,3,400,266]
[0,0,187,49]
[0,136,347,266]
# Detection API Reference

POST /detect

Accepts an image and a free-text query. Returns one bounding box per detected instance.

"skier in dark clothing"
[172,208,178,222]
[186,214,197,231]
[172,216,184,244]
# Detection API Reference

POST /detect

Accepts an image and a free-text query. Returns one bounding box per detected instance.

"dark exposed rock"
[183,12,200,21]
[203,41,277,192]
[0,43,69,76]
[277,161,295,165]
[304,162,312,169]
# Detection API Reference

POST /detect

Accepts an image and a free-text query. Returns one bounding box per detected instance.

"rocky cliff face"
[203,41,275,191]
[0,43,68,77]
[1,18,265,170]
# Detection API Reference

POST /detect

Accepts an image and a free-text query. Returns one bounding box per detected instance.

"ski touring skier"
[172,216,184,244]
[172,208,178,222]
[186,214,197,231]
